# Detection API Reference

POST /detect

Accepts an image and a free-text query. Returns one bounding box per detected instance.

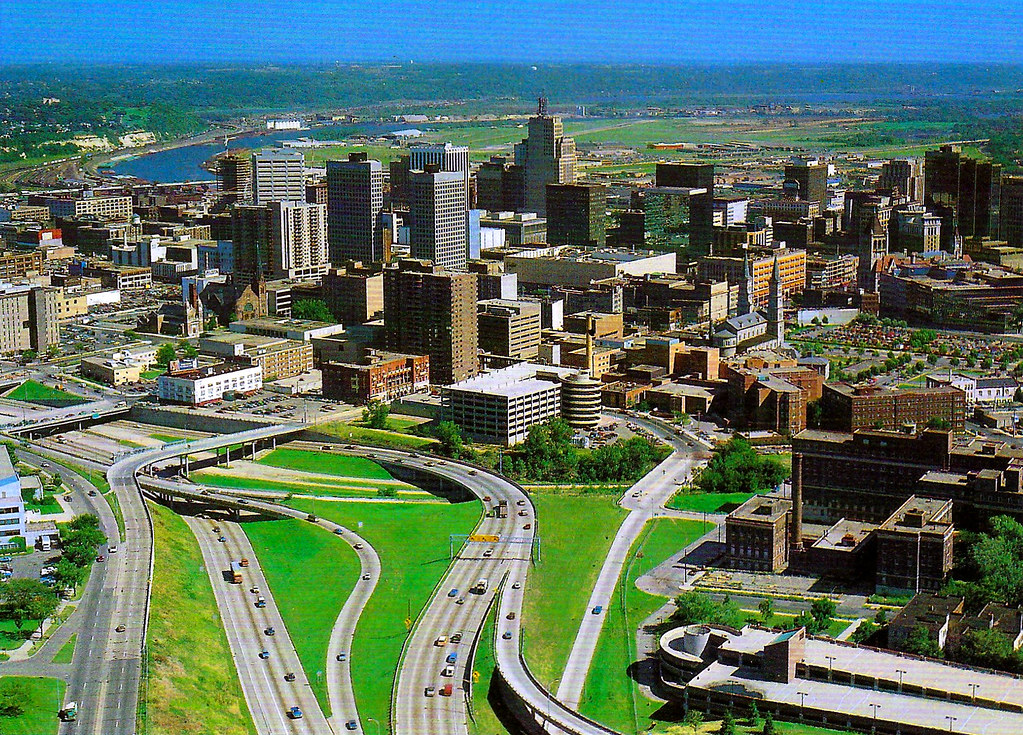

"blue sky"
[3,0,1023,65]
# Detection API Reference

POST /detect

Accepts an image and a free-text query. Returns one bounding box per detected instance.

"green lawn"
[150,434,187,443]
[667,491,755,514]
[105,489,126,542]
[191,470,423,498]
[25,492,62,515]
[650,720,854,735]
[468,604,511,735]
[258,448,394,480]
[317,421,438,450]
[242,518,359,716]
[52,633,76,664]
[0,618,41,650]
[523,493,628,687]
[4,380,85,408]
[147,502,255,735]
[739,609,853,639]
[286,497,479,732]
[141,369,165,380]
[351,416,424,434]
[0,677,65,735]
[579,517,709,734]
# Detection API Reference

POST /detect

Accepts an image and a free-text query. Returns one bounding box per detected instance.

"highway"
[556,413,705,710]
[187,517,328,734]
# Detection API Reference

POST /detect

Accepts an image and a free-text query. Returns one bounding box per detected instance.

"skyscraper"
[925,144,1001,250]
[514,97,577,216]
[326,153,384,263]
[251,148,305,204]
[783,160,829,207]
[410,168,468,271]
[878,159,925,202]
[383,259,478,385]
[1001,175,1023,247]
[217,153,252,203]
[654,163,715,255]
[410,143,470,200]
[546,183,607,247]
[231,204,272,287]
[267,200,329,281]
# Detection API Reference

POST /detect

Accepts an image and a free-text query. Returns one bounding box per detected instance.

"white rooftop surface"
[444,363,576,398]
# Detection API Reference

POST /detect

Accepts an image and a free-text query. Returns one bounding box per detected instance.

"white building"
[251,149,305,205]
[158,362,263,406]
[0,450,26,543]
[926,373,1018,407]
[441,363,577,446]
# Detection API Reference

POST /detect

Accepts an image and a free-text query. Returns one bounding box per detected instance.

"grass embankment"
[286,497,479,732]
[0,677,65,735]
[650,720,853,735]
[523,492,628,687]
[469,604,512,735]
[242,518,360,716]
[4,380,85,407]
[191,471,425,499]
[150,433,186,443]
[580,518,709,734]
[257,448,394,480]
[53,633,76,664]
[147,502,255,735]
[667,452,791,514]
[317,421,437,450]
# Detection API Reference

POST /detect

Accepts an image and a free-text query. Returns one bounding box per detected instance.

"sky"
[3,0,1023,65]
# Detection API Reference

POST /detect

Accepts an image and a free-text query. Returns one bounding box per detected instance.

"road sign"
[468,534,500,543]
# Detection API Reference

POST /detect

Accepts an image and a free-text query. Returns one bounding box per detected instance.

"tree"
[903,626,942,658]
[758,597,774,624]
[810,597,837,623]
[762,711,777,735]
[434,421,466,459]
[205,316,219,332]
[927,417,951,430]
[0,579,59,632]
[292,299,334,322]
[20,349,36,362]
[682,710,703,735]
[156,343,177,366]
[748,700,761,726]
[696,437,788,494]
[719,709,737,735]
[54,558,85,592]
[362,400,390,430]
[180,342,198,358]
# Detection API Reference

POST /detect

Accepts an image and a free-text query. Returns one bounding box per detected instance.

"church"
[712,252,785,357]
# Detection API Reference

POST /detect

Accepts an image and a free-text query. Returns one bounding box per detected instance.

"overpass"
[5,405,130,438]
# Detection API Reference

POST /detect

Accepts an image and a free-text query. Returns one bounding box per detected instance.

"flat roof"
[443,362,576,398]
[729,494,791,523]
[878,495,953,534]
[811,518,876,552]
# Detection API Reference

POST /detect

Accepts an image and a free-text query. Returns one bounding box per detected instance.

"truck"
[496,500,508,519]
[471,578,489,594]
[59,702,78,722]
[229,562,243,584]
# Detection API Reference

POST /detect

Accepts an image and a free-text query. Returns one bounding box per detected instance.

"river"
[109,122,403,183]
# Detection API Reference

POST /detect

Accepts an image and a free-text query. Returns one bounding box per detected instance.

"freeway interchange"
[9,416,702,735]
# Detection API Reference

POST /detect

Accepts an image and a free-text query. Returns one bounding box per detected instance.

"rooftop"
[811,518,876,552]
[729,494,792,523]
[442,362,577,398]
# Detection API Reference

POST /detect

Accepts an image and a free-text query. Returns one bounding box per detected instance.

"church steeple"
[737,251,753,315]
[768,255,784,345]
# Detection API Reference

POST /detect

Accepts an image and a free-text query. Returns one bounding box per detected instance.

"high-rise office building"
[217,153,252,203]
[410,168,468,271]
[251,148,305,204]
[388,155,411,209]
[326,153,384,263]
[878,159,925,202]
[999,175,1023,248]
[783,160,829,207]
[476,156,526,212]
[268,200,329,281]
[925,144,1001,249]
[383,259,478,385]
[513,97,577,216]
[231,204,272,287]
[0,284,60,355]
[477,299,542,361]
[546,183,607,247]
[410,143,470,200]
[654,163,715,254]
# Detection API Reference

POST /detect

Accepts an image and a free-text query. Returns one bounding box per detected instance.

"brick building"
[875,496,955,594]
[725,495,792,573]
[819,382,966,434]
[321,350,430,404]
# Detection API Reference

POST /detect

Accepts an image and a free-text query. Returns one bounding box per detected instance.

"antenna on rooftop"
[537,95,548,117]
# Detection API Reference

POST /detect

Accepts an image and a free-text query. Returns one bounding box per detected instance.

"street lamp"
[945,715,957,732]
[896,668,907,693]
[797,691,808,719]
[968,683,979,702]
[825,655,836,682]
[869,703,881,733]
[366,717,382,735]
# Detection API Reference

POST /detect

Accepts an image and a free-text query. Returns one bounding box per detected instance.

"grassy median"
[52,633,76,664]
[287,497,479,732]
[523,492,628,688]
[0,676,65,735]
[242,517,360,716]
[579,517,708,734]
[257,448,394,480]
[147,502,255,735]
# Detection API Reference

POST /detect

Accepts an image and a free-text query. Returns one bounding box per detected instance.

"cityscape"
[4,4,1023,735]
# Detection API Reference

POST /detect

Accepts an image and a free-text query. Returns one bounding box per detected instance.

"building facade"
[326,153,384,263]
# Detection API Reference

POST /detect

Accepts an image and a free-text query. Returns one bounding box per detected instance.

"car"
[333,528,344,535]
[96,555,105,562]
[502,631,513,640]
[108,546,117,554]
[447,588,459,598]
[255,600,266,609]
[0,557,12,564]
[345,720,358,731]
[258,650,270,659]
[456,597,465,605]
[516,499,526,506]
[362,573,371,580]
[284,672,296,682]
[237,499,248,505]
[265,627,275,636]
[212,526,220,533]
[321,445,332,451]
[592,605,603,615]
[518,510,527,517]
[483,495,491,502]
[250,586,260,594]
[87,490,97,497]
[424,686,436,697]
[512,581,522,590]
[441,665,455,677]
[115,624,126,632]
[218,536,226,543]
[468,469,477,476]
[449,633,462,644]
[435,636,447,646]
[523,523,531,529]
[353,542,363,549]
[288,706,303,720]
[506,611,516,620]
[482,548,493,558]
[336,652,347,662]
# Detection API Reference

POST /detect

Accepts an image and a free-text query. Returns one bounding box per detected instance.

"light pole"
[869,703,881,733]
[968,682,979,702]
[896,668,907,693]
[825,655,836,682]
[366,717,382,735]
[945,715,957,732]
[797,691,808,719]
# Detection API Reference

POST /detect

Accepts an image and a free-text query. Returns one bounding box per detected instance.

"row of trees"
[155,340,198,366]
[694,437,789,495]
